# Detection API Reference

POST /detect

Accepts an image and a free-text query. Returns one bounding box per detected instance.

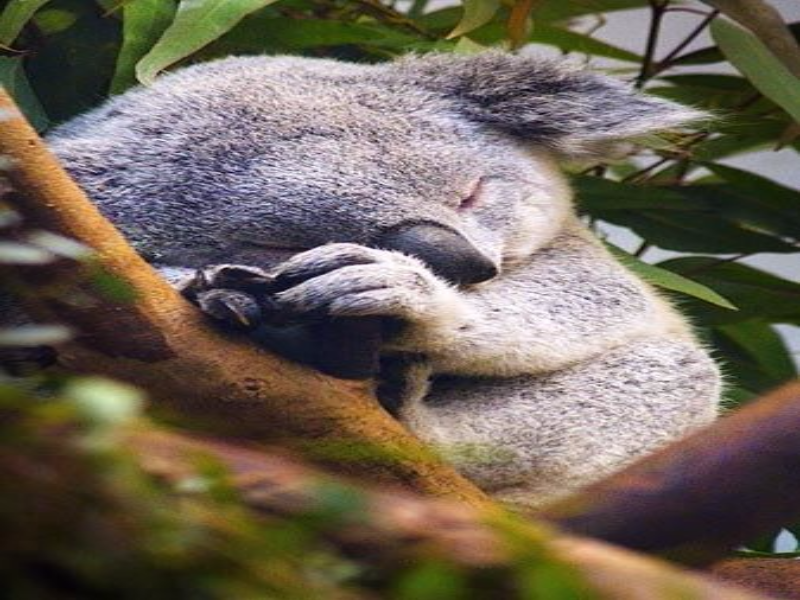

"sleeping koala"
[47,52,720,507]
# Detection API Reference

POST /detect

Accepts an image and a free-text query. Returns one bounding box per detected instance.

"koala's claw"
[182,264,277,331]
[183,264,274,298]
[194,288,263,330]
[269,243,378,293]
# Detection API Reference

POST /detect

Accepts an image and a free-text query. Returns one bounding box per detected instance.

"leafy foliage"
[0,0,799,566]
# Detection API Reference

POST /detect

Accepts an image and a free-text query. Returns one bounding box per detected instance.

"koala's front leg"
[178,262,384,379]
[267,243,471,336]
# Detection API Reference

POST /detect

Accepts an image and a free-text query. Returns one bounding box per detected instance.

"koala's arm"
[388,222,693,377]
[147,223,687,382]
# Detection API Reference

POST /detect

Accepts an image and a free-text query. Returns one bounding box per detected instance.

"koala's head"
[49,52,702,285]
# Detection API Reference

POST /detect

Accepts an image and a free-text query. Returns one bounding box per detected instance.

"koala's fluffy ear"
[394,52,706,157]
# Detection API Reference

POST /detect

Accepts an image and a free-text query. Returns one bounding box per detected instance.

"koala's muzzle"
[375,222,498,285]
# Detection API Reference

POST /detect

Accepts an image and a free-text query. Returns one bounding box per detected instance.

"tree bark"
[128,425,773,600]
[711,558,800,600]
[0,89,490,508]
[543,379,800,566]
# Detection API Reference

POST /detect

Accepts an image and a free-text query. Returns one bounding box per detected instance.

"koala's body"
[47,52,720,507]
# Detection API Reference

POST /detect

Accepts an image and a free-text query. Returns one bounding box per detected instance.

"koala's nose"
[375,221,499,286]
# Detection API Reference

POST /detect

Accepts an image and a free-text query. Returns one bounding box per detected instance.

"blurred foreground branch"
[126,424,774,600]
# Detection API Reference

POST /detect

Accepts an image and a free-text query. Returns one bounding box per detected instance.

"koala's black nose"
[375,222,499,285]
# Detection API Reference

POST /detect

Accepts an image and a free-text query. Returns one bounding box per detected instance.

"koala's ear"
[393,52,707,157]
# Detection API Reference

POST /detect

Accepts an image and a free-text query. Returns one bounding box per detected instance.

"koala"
[45,52,721,508]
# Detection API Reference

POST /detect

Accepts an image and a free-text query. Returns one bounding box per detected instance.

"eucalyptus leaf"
[0,0,52,46]
[25,230,93,259]
[65,377,145,427]
[200,17,420,59]
[703,0,800,79]
[659,258,800,325]
[0,324,72,346]
[711,17,800,124]
[472,22,641,62]
[111,0,177,94]
[0,241,54,264]
[716,319,797,383]
[607,244,737,309]
[27,0,121,122]
[453,36,486,54]
[574,176,699,211]
[136,0,280,85]
[0,56,49,130]
[674,21,800,67]
[599,210,797,254]
[446,0,499,39]
[394,561,466,600]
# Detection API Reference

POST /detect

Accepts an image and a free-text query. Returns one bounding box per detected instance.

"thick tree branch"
[127,425,772,600]
[711,558,800,599]
[543,380,800,566]
[0,89,491,507]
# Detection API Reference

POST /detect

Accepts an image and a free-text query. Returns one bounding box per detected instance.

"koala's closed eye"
[457,178,484,212]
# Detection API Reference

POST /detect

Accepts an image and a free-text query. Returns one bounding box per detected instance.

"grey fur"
[47,52,719,507]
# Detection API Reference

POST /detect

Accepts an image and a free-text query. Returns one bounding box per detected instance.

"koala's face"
[49,54,699,284]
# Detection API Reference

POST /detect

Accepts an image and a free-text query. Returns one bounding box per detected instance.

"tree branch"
[543,380,800,566]
[126,424,773,600]
[0,89,491,507]
[711,557,800,599]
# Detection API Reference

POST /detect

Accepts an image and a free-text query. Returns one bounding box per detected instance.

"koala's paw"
[269,243,464,326]
[182,264,276,331]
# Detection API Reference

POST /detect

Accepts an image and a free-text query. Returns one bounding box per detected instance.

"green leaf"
[607,244,737,309]
[659,258,800,325]
[0,56,49,131]
[394,561,466,600]
[199,17,420,59]
[518,561,590,600]
[530,24,642,62]
[420,1,649,31]
[693,117,792,161]
[598,210,797,254]
[650,74,760,110]
[704,162,800,223]
[711,17,800,124]
[471,22,641,62]
[0,324,72,346]
[27,0,121,122]
[574,176,699,211]
[710,321,797,401]
[716,320,797,383]
[674,22,800,67]
[696,164,800,240]
[534,0,649,22]
[0,240,54,264]
[446,0,499,39]
[453,36,487,55]
[65,377,144,427]
[0,0,52,46]
[111,0,177,94]
[135,0,280,85]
